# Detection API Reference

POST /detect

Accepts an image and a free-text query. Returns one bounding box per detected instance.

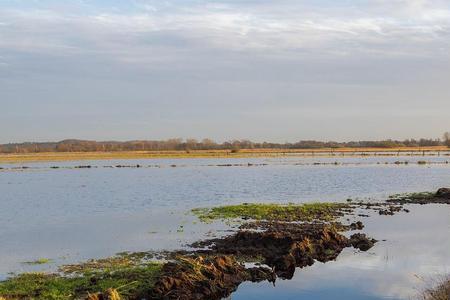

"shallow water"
[231,204,450,300]
[1,155,450,299]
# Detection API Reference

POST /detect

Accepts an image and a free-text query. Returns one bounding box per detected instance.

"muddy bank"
[150,256,273,300]
[150,223,375,300]
[191,223,374,278]
[387,188,450,205]
[342,188,450,216]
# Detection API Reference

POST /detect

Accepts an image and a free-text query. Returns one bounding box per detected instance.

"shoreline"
[0,146,449,163]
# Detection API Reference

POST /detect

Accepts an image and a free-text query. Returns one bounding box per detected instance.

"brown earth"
[387,188,450,205]
[149,222,376,299]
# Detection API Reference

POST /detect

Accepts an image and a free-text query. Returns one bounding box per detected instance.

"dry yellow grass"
[87,288,121,300]
[421,277,450,300]
[0,146,448,164]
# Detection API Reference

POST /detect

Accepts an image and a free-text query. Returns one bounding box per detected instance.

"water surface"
[1,156,449,299]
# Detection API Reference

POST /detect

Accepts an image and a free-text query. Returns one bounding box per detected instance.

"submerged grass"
[0,258,162,300]
[192,202,349,223]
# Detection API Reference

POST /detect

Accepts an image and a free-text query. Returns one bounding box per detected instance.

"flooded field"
[1,155,449,299]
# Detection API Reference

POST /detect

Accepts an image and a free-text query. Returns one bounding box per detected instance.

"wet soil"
[387,188,450,205]
[149,220,376,299]
[150,256,274,300]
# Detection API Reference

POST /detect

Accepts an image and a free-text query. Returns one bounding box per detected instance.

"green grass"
[22,258,53,265]
[0,260,162,300]
[388,191,435,201]
[0,272,87,300]
[192,202,349,223]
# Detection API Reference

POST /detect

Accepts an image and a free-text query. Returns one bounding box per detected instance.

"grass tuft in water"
[22,258,53,265]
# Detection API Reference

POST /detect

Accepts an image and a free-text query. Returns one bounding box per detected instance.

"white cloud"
[0,1,449,63]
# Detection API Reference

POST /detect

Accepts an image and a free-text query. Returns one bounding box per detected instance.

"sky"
[0,0,449,143]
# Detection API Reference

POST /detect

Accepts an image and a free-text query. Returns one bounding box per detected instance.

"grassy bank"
[0,255,162,300]
[0,146,449,163]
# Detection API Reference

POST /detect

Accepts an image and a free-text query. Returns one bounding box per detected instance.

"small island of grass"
[192,202,350,223]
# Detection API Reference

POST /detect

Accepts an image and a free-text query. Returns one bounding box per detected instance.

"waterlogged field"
[1,155,450,299]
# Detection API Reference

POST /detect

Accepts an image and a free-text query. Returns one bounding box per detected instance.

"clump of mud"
[387,188,450,205]
[350,221,364,230]
[349,233,377,251]
[150,220,376,299]
[378,205,403,215]
[194,223,375,278]
[150,256,273,300]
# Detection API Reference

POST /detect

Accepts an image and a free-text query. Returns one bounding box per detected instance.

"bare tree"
[443,132,450,147]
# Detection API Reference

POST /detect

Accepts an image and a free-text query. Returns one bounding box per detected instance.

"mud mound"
[436,188,450,199]
[150,256,273,300]
[387,188,450,205]
[191,223,375,279]
[349,233,377,251]
[150,220,377,299]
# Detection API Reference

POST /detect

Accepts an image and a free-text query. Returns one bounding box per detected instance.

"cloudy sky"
[0,0,449,143]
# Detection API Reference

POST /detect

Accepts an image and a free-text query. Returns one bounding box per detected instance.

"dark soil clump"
[350,221,364,230]
[349,233,377,251]
[192,224,349,277]
[387,188,450,205]
[151,223,376,299]
[150,256,273,300]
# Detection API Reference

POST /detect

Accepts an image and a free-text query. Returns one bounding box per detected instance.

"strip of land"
[0,146,449,163]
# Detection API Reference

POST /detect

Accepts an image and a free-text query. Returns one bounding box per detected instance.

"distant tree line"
[0,136,449,153]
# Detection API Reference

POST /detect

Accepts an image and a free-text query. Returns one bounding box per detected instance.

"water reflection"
[231,205,450,299]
